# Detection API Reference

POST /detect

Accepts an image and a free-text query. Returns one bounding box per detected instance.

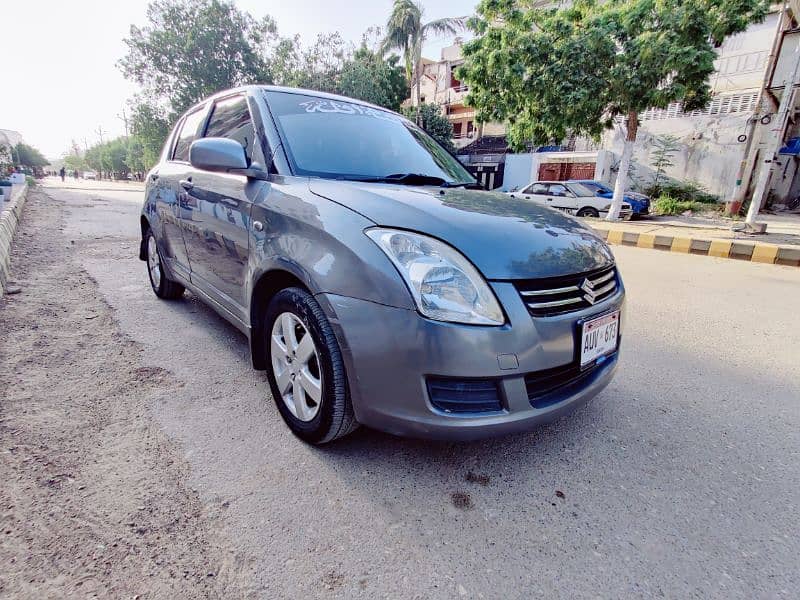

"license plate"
[580,311,619,367]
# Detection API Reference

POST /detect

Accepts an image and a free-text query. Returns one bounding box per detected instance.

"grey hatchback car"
[140,85,625,444]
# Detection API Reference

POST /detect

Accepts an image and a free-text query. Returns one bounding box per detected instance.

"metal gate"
[465,163,505,190]
[538,162,596,181]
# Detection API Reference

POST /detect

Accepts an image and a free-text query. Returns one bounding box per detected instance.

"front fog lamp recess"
[366,228,504,326]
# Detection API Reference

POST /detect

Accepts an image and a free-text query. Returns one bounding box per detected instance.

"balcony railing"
[450,85,469,93]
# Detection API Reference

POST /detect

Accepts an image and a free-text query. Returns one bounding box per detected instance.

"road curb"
[0,183,30,297]
[592,226,800,267]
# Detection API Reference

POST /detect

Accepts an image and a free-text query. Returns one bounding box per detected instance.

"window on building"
[453,122,463,137]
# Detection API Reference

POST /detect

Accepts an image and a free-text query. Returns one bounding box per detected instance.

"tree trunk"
[608,111,638,221]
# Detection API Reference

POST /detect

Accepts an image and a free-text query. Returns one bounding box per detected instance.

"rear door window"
[523,183,549,195]
[547,184,570,197]
[171,107,207,162]
[203,95,264,166]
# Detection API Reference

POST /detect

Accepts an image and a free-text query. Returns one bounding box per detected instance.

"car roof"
[183,84,399,118]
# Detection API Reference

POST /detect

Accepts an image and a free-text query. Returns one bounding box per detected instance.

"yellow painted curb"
[708,240,733,258]
[606,230,624,245]
[637,233,656,249]
[751,244,779,264]
[670,237,692,253]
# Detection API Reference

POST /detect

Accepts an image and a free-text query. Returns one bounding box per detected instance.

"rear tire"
[577,207,600,218]
[145,229,184,300]
[263,287,358,444]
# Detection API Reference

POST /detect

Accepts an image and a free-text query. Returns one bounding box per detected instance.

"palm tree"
[381,0,467,125]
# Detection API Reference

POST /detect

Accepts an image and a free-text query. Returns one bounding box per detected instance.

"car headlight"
[366,228,505,325]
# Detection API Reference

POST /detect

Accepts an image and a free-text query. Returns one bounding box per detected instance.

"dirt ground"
[0,190,254,598]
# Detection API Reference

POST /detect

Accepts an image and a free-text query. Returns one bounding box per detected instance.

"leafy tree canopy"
[274,29,409,111]
[458,0,768,150]
[119,2,412,169]
[120,0,278,116]
[13,143,49,168]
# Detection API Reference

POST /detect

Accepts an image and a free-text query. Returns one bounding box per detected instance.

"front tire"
[263,287,358,444]
[577,207,600,218]
[145,230,184,299]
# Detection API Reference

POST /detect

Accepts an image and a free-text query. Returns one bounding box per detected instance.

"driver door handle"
[180,178,193,191]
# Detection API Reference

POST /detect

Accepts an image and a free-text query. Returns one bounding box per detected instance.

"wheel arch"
[139,215,151,260]
[249,268,312,370]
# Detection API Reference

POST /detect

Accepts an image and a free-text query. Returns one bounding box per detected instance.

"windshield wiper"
[338,173,459,187]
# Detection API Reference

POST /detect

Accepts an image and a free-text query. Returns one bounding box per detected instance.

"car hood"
[309,180,614,279]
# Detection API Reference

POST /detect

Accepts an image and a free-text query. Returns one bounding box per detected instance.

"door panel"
[181,172,258,318]
[156,106,209,279]
[546,183,576,212]
[154,160,191,279]
[178,93,267,319]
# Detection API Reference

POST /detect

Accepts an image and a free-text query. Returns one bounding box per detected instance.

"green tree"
[650,134,681,187]
[13,143,49,169]
[458,0,767,220]
[339,47,408,111]
[119,0,277,116]
[381,0,466,123]
[129,99,171,171]
[274,30,409,111]
[402,103,455,152]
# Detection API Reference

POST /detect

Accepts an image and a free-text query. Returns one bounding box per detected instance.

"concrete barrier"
[592,225,800,267]
[0,183,29,297]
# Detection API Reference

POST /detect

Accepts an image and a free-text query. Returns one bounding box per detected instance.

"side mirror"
[189,137,269,180]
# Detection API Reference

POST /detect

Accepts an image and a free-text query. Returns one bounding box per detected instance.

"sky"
[0,0,476,160]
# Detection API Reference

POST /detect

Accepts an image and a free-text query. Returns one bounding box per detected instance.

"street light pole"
[745,33,800,231]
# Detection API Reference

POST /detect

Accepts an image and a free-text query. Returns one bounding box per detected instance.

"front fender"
[247,178,415,314]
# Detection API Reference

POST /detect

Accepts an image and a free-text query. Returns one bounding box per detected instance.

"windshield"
[567,182,598,197]
[265,91,475,185]
[578,181,610,194]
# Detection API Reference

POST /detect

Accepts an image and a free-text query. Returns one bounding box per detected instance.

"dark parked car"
[140,86,625,444]
[570,179,651,217]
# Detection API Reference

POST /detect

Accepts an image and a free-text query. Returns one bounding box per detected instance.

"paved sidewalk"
[590,213,800,266]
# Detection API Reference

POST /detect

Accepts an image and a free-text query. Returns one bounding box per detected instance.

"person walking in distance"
[59,166,66,182]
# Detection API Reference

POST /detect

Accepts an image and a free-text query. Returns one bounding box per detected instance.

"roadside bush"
[652,196,704,215]
[644,180,718,204]
[25,175,36,187]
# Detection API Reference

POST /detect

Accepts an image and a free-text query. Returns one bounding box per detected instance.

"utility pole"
[729,4,785,211]
[95,125,106,145]
[745,32,800,232]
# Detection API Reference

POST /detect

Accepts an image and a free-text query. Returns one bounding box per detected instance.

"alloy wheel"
[270,312,323,422]
[147,236,161,289]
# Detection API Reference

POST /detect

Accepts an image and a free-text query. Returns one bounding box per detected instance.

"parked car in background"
[507,181,632,219]
[83,170,97,180]
[140,86,625,444]
[570,180,650,217]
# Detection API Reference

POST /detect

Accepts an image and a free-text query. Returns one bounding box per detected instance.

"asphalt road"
[44,178,800,599]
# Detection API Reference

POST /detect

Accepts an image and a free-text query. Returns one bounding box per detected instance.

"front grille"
[427,378,503,414]
[514,265,618,317]
[525,353,614,408]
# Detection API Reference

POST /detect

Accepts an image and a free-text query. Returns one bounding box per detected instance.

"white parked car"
[83,170,97,180]
[506,181,632,219]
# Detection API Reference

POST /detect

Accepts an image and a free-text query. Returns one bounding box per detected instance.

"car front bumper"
[317,281,625,440]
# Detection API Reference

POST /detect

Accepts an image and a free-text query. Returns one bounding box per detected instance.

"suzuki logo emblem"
[581,278,598,305]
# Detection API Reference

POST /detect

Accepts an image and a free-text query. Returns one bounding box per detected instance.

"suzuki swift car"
[139,86,625,444]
